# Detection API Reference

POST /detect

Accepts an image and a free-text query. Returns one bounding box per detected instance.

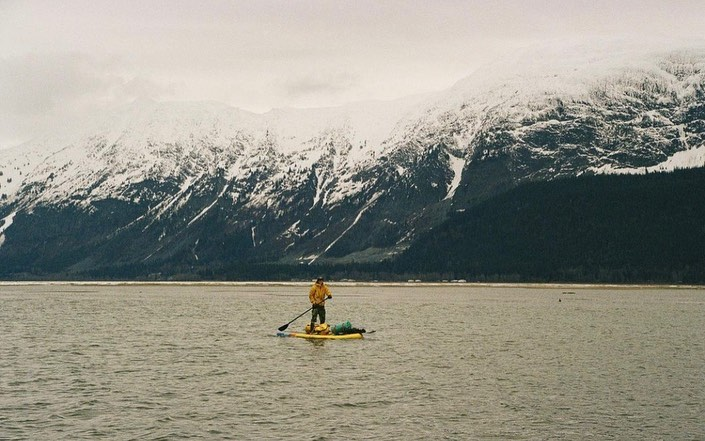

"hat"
[316,277,324,282]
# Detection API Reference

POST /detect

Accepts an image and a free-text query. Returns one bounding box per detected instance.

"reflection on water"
[0,284,703,440]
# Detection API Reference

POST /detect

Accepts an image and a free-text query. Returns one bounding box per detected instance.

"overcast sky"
[2,0,705,148]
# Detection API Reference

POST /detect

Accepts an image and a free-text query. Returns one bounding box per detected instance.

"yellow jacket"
[309,283,331,305]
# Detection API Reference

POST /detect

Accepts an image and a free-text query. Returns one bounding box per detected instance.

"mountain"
[1,40,705,279]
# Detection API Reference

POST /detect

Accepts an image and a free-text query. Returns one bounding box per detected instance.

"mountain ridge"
[2,40,705,278]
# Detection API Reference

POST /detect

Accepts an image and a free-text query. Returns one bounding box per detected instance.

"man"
[309,277,332,333]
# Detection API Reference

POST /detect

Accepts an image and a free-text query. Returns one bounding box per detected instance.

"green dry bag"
[332,320,352,335]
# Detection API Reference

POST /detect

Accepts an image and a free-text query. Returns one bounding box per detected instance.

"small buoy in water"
[559,298,562,302]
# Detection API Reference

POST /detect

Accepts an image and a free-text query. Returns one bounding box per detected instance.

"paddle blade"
[278,323,289,332]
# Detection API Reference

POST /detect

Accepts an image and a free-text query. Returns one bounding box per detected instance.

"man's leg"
[310,306,319,333]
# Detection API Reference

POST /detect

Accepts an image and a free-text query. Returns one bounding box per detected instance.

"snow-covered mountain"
[1,40,705,277]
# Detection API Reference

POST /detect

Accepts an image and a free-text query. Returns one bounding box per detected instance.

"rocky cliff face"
[1,42,704,276]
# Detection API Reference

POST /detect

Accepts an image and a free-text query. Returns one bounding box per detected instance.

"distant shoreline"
[0,280,702,290]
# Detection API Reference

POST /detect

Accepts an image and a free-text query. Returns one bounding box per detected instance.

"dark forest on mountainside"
[390,167,705,284]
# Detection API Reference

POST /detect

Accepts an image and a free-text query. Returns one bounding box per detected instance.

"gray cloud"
[0,52,171,146]
[2,0,705,147]
[279,71,360,102]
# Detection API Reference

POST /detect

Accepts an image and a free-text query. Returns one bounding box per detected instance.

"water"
[1,284,703,440]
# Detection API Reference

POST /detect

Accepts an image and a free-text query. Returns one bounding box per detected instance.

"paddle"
[278,306,313,332]
[278,296,331,332]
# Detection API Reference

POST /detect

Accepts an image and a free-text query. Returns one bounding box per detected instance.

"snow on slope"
[263,93,430,159]
[444,38,705,107]
[1,91,430,209]
[388,38,705,175]
[405,39,700,127]
[3,38,705,211]
[443,153,465,200]
[0,138,66,200]
[594,145,705,175]
[0,210,16,248]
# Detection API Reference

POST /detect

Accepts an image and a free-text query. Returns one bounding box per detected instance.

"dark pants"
[310,304,326,330]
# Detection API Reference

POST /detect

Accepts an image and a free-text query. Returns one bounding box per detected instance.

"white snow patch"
[325,178,365,206]
[284,220,309,239]
[287,220,301,233]
[251,226,257,248]
[444,154,465,201]
[300,254,319,263]
[595,144,705,175]
[311,168,326,209]
[653,144,705,171]
[0,211,17,248]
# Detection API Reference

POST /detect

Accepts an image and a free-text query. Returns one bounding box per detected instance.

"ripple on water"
[0,285,703,440]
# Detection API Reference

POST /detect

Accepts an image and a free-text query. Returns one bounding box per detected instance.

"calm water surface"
[0,284,703,440]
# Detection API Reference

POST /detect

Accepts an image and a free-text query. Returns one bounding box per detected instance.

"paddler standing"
[309,277,332,333]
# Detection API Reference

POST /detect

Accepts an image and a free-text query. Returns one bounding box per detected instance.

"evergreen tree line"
[391,167,705,284]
